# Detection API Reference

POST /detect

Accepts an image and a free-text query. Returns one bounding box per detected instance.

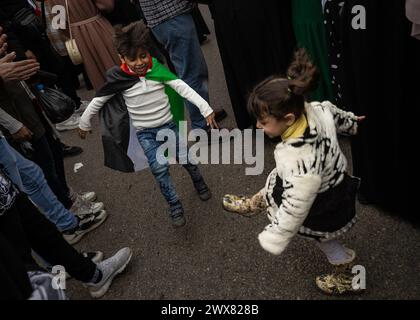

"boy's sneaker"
[169,202,186,228]
[86,247,132,299]
[63,211,108,245]
[193,179,212,201]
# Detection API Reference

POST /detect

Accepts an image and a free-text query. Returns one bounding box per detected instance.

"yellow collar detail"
[281,113,308,141]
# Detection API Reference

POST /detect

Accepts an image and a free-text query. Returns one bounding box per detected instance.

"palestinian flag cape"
[97,57,184,173]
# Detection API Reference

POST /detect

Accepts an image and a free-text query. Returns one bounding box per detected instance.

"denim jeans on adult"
[136,121,204,207]
[0,138,77,231]
[152,13,209,131]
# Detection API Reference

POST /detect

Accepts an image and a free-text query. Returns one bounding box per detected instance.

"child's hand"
[206,112,219,129]
[78,128,91,140]
[356,115,366,122]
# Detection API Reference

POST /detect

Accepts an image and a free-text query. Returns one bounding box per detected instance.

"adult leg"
[0,138,77,231]
[0,233,33,300]
[152,13,209,130]
[0,194,97,283]
[30,134,73,209]
[57,56,82,109]
[43,130,71,198]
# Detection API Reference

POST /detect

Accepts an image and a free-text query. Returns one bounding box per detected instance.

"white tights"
[316,239,353,265]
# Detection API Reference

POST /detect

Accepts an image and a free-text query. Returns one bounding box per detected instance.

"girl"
[223,49,365,295]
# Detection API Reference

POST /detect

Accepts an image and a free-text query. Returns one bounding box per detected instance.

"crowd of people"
[0,0,416,300]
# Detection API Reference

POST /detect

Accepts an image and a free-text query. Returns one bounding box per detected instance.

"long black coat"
[209,0,296,129]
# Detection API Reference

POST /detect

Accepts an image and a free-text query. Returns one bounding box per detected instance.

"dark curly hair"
[247,48,320,121]
[113,21,153,60]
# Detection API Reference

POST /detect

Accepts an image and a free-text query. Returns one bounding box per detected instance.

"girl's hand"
[356,116,366,122]
[206,112,219,129]
[78,128,91,139]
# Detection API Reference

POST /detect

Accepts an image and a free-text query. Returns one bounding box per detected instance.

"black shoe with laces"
[214,109,228,123]
[169,202,186,228]
[193,179,212,201]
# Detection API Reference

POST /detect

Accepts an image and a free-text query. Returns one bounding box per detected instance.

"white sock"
[317,240,352,265]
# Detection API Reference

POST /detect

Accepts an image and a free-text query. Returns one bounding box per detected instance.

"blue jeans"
[0,138,77,231]
[152,13,209,131]
[136,121,204,207]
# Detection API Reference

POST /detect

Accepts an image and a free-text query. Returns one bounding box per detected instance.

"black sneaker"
[62,144,83,158]
[63,212,108,245]
[169,203,186,228]
[193,179,212,201]
[214,109,228,123]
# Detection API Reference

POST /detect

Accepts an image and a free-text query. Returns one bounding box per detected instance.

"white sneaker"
[86,247,133,299]
[69,189,97,203]
[78,191,97,202]
[56,114,80,131]
[74,101,90,115]
[62,211,108,245]
[71,196,104,217]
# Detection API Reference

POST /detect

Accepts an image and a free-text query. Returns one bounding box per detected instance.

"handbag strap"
[64,0,74,40]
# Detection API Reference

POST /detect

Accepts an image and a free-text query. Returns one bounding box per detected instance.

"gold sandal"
[222,192,267,217]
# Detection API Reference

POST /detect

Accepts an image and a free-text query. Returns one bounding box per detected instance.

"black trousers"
[0,232,33,300]
[29,130,73,209]
[57,56,82,109]
[0,193,96,298]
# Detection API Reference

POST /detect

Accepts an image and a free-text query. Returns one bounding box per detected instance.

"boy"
[79,21,217,228]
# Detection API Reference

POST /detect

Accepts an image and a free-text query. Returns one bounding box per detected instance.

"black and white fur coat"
[258,101,359,255]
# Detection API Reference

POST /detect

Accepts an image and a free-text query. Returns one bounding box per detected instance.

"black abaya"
[341,0,418,217]
[210,0,296,129]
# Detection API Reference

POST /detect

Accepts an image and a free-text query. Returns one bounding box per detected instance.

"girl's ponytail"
[287,48,319,97]
[247,48,320,121]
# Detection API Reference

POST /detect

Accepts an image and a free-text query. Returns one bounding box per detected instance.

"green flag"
[146,58,185,126]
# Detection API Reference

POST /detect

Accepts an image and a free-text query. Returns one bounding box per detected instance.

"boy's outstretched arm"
[166,79,218,129]
[78,94,115,139]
